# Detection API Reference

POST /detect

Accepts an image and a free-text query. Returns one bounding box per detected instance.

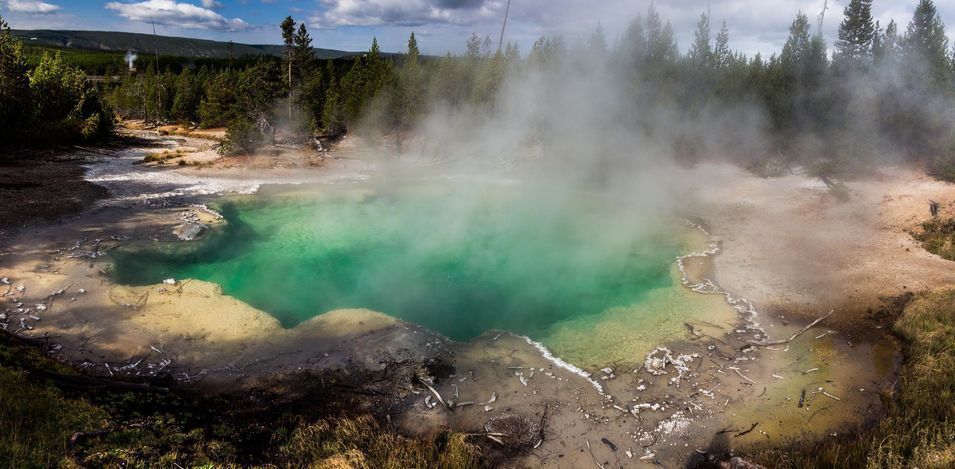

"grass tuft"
[0,333,483,468]
[915,218,955,261]
[279,415,481,469]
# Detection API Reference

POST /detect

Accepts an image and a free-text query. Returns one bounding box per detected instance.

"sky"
[2,0,954,57]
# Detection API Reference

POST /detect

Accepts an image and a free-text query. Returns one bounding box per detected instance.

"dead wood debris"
[70,428,110,445]
[586,440,606,469]
[734,422,759,438]
[745,310,834,348]
[485,413,541,450]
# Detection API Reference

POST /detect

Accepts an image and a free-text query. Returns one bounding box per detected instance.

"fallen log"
[745,310,834,348]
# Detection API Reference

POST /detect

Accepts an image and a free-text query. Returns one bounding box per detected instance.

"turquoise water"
[111,184,682,341]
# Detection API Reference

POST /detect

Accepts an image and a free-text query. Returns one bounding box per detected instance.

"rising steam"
[125,50,138,71]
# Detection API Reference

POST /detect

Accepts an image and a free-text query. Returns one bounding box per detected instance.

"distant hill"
[11,30,355,60]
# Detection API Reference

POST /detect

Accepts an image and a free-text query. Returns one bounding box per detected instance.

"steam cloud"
[125,50,138,70]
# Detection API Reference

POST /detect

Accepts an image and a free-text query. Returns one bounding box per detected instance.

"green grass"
[915,218,955,260]
[279,416,481,468]
[742,289,955,468]
[0,333,483,468]
[0,364,106,468]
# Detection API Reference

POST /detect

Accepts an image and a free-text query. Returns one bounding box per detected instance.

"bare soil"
[688,163,955,328]
[0,159,107,231]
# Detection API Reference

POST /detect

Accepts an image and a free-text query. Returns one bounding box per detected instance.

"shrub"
[220,116,264,155]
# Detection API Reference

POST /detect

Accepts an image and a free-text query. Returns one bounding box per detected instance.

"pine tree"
[527,35,565,68]
[365,37,389,96]
[280,16,296,118]
[619,14,647,69]
[714,22,732,70]
[781,12,827,83]
[341,56,366,123]
[198,70,238,128]
[689,12,712,68]
[466,33,482,60]
[871,21,885,61]
[322,68,344,135]
[481,35,493,58]
[223,59,283,153]
[170,67,198,123]
[399,32,423,130]
[835,0,876,67]
[778,12,829,135]
[293,23,315,79]
[905,0,950,86]
[879,20,902,63]
[504,42,521,65]
[588,23,608,57]
[644,3,677,65]
[407,32,420,66]
[298,69,324,133]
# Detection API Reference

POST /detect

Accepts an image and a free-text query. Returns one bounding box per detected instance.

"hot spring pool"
[112,183,735,366]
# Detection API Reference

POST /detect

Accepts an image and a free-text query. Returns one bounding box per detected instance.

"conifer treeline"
[132,1,952,171]
[7,1,955,175]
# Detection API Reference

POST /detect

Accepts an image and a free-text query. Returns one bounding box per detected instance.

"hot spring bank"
[110,182,738,368]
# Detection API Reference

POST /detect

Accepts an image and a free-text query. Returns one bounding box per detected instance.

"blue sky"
[2,1,953,57]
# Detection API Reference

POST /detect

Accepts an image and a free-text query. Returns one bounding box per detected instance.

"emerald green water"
[111,184,683,342]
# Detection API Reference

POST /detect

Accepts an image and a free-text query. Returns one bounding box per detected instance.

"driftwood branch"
[586,440,606,469]
[734,422,759,437]
[535,403,548,449]
[416,376,447,408]
[728,366,756,384]
[745,310,834,348]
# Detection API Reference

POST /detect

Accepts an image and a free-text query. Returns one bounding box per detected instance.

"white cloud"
[200,0,222,9]
[5,0,61,14]
[105,0,249,31]
[313,0,496,28]
[309,0,955,58]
